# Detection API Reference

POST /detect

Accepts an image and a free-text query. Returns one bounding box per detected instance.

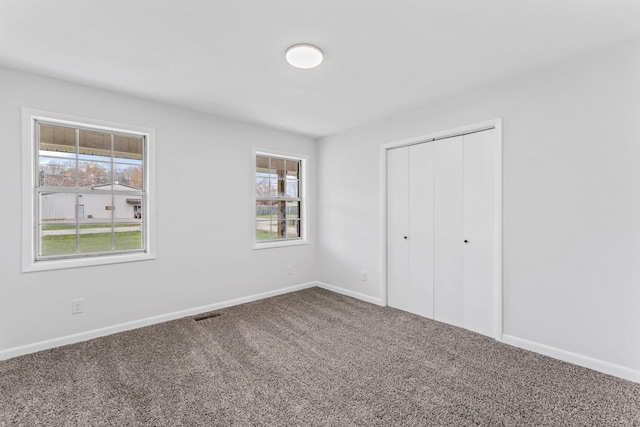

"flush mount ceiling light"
[285,44,324,69]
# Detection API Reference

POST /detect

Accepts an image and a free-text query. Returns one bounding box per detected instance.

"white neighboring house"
[41,183,142,222]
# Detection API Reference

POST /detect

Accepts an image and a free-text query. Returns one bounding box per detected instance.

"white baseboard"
[0,282,317,362]
[315,281,383,306]
[502,334,640,384]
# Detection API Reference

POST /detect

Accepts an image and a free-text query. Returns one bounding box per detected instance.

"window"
[22,109,155,271]
[254,150,307,248]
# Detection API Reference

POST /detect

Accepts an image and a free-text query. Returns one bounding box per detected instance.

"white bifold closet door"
[461,129,496,336]
[433,136,464,327]
[387,143,435,318]
[387,128,496,338]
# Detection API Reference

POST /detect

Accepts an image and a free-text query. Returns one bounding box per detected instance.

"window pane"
[39,124,76,155]
[274,179,286,197]
[40,192,77,221]
[286,180,299,198]
[256,200,272,219]
[39,157,76,187]
[76,193,114,221]
[255,176,270,197]
[79,161,111,187]
[114,135,143,161]
[79,129,111,159]
[286,220,300,238]
[78,224,113,253]
[256,220,272,241]
[286,201,300,218]
[78,130,112,192]
[127,198,144,221]
[113,194,143,223]
[40,225,77,256]
[256,155,270,173]
[256,218,280,240]
[271,158,285,180]
[114,135,143,189]
[270,179,279,197]
[286,160,299,179]
[275,201,286,238]
[114,163,143,189]
[114,223,143,251]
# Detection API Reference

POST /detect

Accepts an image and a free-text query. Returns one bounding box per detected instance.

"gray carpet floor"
[1,287,639,426]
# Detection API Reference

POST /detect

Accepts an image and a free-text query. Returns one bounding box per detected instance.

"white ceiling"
[1,0,639,138]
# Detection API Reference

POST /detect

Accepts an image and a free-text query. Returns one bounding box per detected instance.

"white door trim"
[379,118,503,341]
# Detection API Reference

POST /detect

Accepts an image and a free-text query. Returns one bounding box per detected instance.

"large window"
[22,109,155,271]
[254,151,307,248]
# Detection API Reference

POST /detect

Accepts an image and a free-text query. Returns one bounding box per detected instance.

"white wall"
[317,40,640,379]
[0,67,317,356]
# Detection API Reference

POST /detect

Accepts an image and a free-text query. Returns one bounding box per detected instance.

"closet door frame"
[380,118,504,341]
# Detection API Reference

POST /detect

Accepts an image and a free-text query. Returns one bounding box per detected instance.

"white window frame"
[253,148,308,249]
[21,108,156,272]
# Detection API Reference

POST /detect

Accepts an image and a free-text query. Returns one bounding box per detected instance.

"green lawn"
[256,214,301,241]
[256,229,271,240]
[41,231,142,256]
[42,223,139,230]
[256,228,300,241]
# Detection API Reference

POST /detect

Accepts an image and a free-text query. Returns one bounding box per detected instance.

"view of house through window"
[255,154,302,243]
[36,122,146,259]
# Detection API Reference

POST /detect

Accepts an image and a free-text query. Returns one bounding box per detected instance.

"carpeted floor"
[1,287,639,426]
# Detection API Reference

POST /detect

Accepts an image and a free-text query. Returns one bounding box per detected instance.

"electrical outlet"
[361,271,368,282]
[71,298,84,314]
[286,265,293,275]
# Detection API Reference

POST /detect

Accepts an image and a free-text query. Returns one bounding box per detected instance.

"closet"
[387,128,497,338]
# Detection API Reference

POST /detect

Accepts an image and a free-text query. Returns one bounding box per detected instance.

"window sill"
[22,252,155,273]
[253,239,309,250]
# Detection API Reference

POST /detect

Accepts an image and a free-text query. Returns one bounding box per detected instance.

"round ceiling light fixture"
[285,43,324,69]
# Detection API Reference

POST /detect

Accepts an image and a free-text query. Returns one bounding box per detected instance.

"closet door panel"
[387,146,411,311]
[433,136,464,327]
[408,143,435,318]
[463,129,496,337]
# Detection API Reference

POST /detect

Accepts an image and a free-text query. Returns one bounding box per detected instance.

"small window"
[22,109,155,271]
[254,150,307,248]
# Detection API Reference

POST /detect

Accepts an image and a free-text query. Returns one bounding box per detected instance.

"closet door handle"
[464,239,469,244]
[404,236,408,240]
